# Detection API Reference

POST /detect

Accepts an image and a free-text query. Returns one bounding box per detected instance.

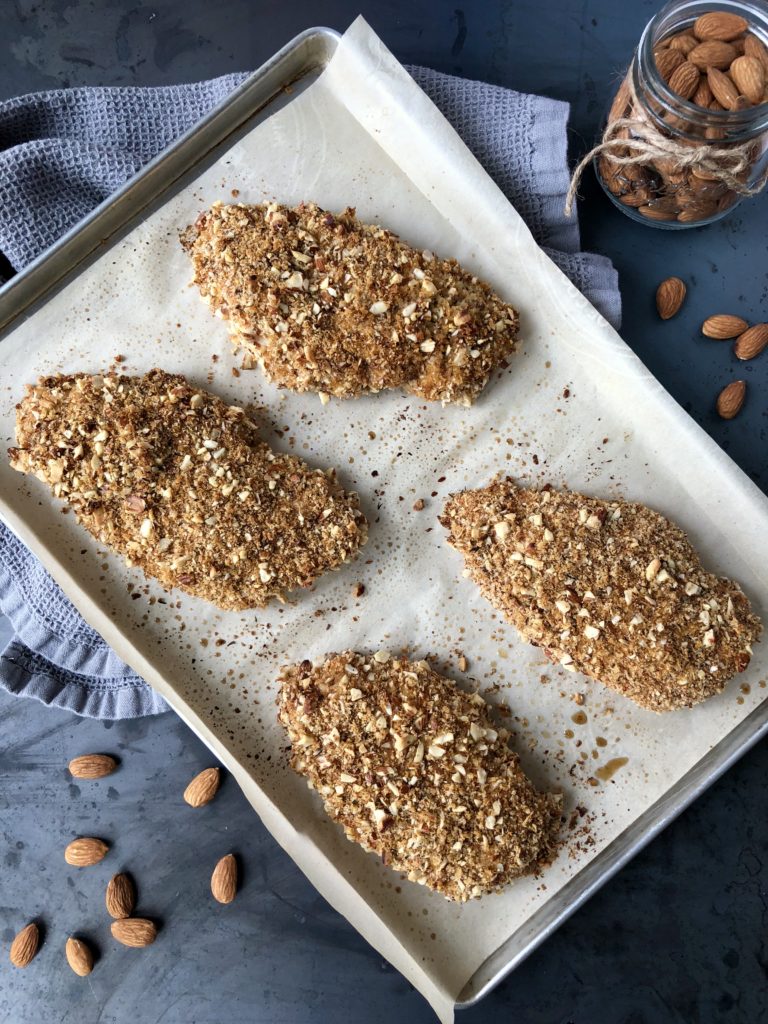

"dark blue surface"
[0,2,766,1022]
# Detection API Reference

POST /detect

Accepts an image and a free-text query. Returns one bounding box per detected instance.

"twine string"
[565,74,768,216]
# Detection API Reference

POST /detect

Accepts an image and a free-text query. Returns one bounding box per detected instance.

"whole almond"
[731,34,747,56]
[624,160,655,185]
[716,380,746,419]
[694,11,749,42]
[687,171,728,199]
[656,277,687,319]
[688,39,737,69]
[692,79,714,106]
[730,55,766,104]
[620,190,653,208]
[106,873,136,919]
[667,32,698,55]
[677,199,719,222]
[183,766,221,807]
[702,314,749,339]
[690,164,721,182]
[9,923,39,968]
[655,47,686,82]
[734,323,768,360]
[744,33,768,73]
[211,854,238,904]
[639,205,677,222]
[68,753,117,780]
[64,837,109,867]
[645,192,680,213]
[111,918,157,948]
[65,937,94,977]
[676,187,703,208]
[707,67,741,110]
[668,61,701,99]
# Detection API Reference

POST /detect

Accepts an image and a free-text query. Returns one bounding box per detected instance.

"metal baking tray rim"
[0,25,341,330]
[456,698,768,1006]
[0,24,765,1012]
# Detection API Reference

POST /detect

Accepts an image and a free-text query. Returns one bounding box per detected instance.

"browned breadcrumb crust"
[278,651,561,901]
[9,370,367,610]
[440,480,762,713]
[181,201,519,405]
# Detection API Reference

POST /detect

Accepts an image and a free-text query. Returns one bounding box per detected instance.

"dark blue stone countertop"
[0,2,766,1022]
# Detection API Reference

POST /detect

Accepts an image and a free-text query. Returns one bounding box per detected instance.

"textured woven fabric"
[0,66,621,720]
[407,68,620,323]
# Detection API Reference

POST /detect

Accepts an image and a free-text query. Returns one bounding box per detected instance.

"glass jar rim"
[637,0,768,139]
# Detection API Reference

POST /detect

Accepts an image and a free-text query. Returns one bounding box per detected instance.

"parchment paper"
[1,18,767,1022]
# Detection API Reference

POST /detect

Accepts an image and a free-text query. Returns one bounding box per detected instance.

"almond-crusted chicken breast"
[440,480,761,712]
[9,370,367,610]
[181,201,519,405]
[278,651,561,901]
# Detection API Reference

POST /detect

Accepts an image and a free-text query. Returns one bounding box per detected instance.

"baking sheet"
[1,17,767,1022]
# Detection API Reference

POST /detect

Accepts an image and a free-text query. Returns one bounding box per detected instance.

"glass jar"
[595,0,768,227]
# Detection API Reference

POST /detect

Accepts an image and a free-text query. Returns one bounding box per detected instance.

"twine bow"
[565,71,768,216]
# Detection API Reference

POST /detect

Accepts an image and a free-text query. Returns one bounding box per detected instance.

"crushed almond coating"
[181,202,519,405]
[278,652,561,901]
[440,480,762,713]
[9,370,367,610]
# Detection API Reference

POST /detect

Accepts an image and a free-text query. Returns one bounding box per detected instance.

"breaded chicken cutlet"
[9,370,367,610]
[278,651,561,901]
[181,201,519,405]
[440,480,761,712]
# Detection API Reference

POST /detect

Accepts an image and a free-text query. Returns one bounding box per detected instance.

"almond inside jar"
[597,5,768,227]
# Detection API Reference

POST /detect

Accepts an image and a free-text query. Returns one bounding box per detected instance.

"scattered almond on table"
[6,753,232,976]
[734,323,768,360]
[656,276,687,319]
[9,923,39,968]
[655,280,764,416]
[68,753,117,779]
[105,873,136,919]
[211,854,238,905]
[717,380,747,419]
[183,766,221,807]
[111,918,157,948]
[65,936,94,977]
[64,836,110,867]
[701,314,749,338]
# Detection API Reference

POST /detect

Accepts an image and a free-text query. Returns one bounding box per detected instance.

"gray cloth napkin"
[0,67,621,720]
